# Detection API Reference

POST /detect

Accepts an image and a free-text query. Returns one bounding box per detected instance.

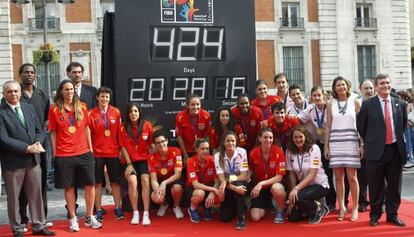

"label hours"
[151,26,225,61]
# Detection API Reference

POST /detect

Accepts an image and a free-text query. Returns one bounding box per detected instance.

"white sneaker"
[157,204,169,216]
[173,206,184,219]
[131,211,139,225]
[404,159,414,169]
[69,217,80,232]
[45,221,53,228]
[85,215,102,229]
[142,211,151,226]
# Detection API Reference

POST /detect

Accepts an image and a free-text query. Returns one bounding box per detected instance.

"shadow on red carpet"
[1,200,413,237]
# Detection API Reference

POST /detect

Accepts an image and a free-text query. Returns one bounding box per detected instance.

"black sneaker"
[235,216,246,230]
[308,210,324,224]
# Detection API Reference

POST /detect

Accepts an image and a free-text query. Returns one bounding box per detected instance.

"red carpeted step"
[1,199,413,237]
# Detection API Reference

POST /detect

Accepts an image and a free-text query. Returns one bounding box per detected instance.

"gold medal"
[160,168,168,175]
[229,174,237,182]
[68,126,76,134]
[316,128,324,137]
[104,129,111,137]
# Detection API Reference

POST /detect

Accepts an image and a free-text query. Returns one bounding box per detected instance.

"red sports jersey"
[231,106,264,150]
[88,105,121,158]
[175,109,211,153]
[148,147,183,180]
[249,145,286,184]
[264,116,299,148]
[48,103,90,157]
[186,155,217,187]
[119,120,153,163]
[251,95,282,120]
[208,124,244,150]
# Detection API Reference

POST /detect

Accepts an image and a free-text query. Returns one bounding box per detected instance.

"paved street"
[1,171,413,225]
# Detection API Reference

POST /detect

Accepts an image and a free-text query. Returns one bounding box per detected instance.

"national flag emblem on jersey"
[198,123,205,130]
[312,159,320,166]
[279,162,286,171]
[250,120,256,127]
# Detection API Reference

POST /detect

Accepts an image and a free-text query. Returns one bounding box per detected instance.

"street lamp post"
[12,0,75,98]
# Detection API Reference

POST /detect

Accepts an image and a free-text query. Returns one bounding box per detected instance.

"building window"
[32,2,58,29]
[35,62,60,94]
[355,4,376,28]
[357,46,376,83]
[283,46,305,89]
[281,2,302,27]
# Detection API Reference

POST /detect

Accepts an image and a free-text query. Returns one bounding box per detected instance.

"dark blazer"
[357,95,407,164]
[0,102,45,171]
[80,84,97,110]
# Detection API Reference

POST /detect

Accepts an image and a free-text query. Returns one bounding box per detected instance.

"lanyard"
[315,105,326,128]
[283,93,288,107]
[296,153,305,179]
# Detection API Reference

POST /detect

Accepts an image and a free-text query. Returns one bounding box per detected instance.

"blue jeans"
[405,127,413,160]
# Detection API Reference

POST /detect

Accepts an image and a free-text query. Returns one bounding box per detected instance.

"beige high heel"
[337,207,347,221]
[350,209,358,222]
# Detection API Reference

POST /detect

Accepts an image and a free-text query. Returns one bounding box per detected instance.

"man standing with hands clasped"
[0,81,54,236]
[357,74,407,227]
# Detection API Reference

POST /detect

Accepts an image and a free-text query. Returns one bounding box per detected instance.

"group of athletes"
[50,72,381,232]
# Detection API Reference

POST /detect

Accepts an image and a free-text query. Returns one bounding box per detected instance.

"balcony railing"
[279,17,304,29]
[355,18,377,29]
[28,17,61,32]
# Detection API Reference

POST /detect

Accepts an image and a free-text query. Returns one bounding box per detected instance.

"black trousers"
[288,184,329,222]
[19,152,48,223]
[366,143,403,220]
[220,181,249,222]
[357,158,369,206]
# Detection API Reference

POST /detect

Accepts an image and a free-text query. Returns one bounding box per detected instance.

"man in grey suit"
[0,81,55,236]
[357,74,407,227]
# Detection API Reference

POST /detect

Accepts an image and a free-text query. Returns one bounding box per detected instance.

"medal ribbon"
[261,148,271,179]
[315,105,326,128]
[66,112,75,128]
[240,114,249,138]
[225,158,237,175]
[190,113,199,139]
[100,107,110,130]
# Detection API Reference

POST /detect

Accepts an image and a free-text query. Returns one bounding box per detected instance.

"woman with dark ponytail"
[214,131,249,230]
[119,102,154,225]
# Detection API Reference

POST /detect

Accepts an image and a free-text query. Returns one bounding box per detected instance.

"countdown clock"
[114,0,256,138]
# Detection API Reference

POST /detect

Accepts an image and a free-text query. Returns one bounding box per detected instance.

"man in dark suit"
[66,62,97,109]
[357,73,407,227]
[0,81,55,236]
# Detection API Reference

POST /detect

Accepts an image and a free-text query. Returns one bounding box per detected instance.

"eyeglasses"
[155,139,168,145]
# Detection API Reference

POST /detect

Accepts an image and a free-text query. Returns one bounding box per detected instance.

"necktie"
[75,87,80,96]
[384,99,393,144]
[15,106,26,126]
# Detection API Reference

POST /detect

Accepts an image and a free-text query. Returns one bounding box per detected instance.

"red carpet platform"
[1,200,413,237]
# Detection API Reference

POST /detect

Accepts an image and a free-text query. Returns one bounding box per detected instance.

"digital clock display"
[114,0,256,137]
[151,26,225,61]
